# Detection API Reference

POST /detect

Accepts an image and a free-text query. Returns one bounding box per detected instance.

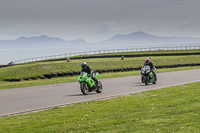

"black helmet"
[81,62,87,68]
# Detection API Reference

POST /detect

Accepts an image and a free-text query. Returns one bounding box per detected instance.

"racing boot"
[152,70,157,78]
[89,85,96,92]
[93,78,99,88]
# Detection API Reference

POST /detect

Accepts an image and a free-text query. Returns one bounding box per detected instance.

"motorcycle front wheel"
[144,76,149,85]
[141,75,145,83]
[80,83,89,95]
[96,81,103,93]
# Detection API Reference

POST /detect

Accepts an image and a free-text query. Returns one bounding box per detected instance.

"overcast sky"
[0,0,200,42]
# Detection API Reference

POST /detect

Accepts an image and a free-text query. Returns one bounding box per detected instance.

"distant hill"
[1,32,200,49]
[0,35,88,49]
[15,35,66,44]
[109,31,157,40]
[98,31,200,45]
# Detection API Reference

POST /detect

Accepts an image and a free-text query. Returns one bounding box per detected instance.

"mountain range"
[99,31,200,45]
[1,31,200,49]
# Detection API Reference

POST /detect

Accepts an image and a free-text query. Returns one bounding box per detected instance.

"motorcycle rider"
[143,57,157,78]
[81,62,98,84]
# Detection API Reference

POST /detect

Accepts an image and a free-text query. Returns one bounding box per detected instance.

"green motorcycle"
[141,65,157,85]
[78,72,103,95]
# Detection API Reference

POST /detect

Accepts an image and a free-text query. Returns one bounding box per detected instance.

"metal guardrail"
[12,45,200,65]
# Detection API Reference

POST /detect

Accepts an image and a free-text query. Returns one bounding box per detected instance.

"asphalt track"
[0,69,200,117]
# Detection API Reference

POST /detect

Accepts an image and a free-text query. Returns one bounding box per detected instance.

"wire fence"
[12,45,200,65]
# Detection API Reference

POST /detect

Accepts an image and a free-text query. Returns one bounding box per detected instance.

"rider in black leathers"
[143,58,157,78]
[81,62,98,82]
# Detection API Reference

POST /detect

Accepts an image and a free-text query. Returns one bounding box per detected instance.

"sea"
[0,43,199,65]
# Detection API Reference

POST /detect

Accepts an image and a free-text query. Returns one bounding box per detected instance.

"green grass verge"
[0,55,200,81]
[0,49,200,90]
[0,81,199,132]
[0,66,200,90]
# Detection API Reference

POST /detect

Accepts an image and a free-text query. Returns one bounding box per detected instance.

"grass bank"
[0,66,200,90]
[0,81,199,132]
[0,55,200,81]
[0,49,199,90]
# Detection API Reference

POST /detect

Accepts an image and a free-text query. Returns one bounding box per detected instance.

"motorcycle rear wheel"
[80,83,89,95]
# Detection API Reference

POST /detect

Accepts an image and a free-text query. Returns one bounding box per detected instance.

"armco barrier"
[9,45,200,65]
[29,77,37,80]
[71,52,200,60]
[23,78,29,80]
[44,74,52,79]
[24,52,200,62]
[1,46,200,67]
[57,73,64,77]
[4,63,200,82]
[38,76,45,79]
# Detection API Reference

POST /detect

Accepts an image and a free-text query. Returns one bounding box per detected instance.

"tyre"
[80,83,89,95]
[96,81,103,93]
[141,76,144,83]
[144,76,149,85]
